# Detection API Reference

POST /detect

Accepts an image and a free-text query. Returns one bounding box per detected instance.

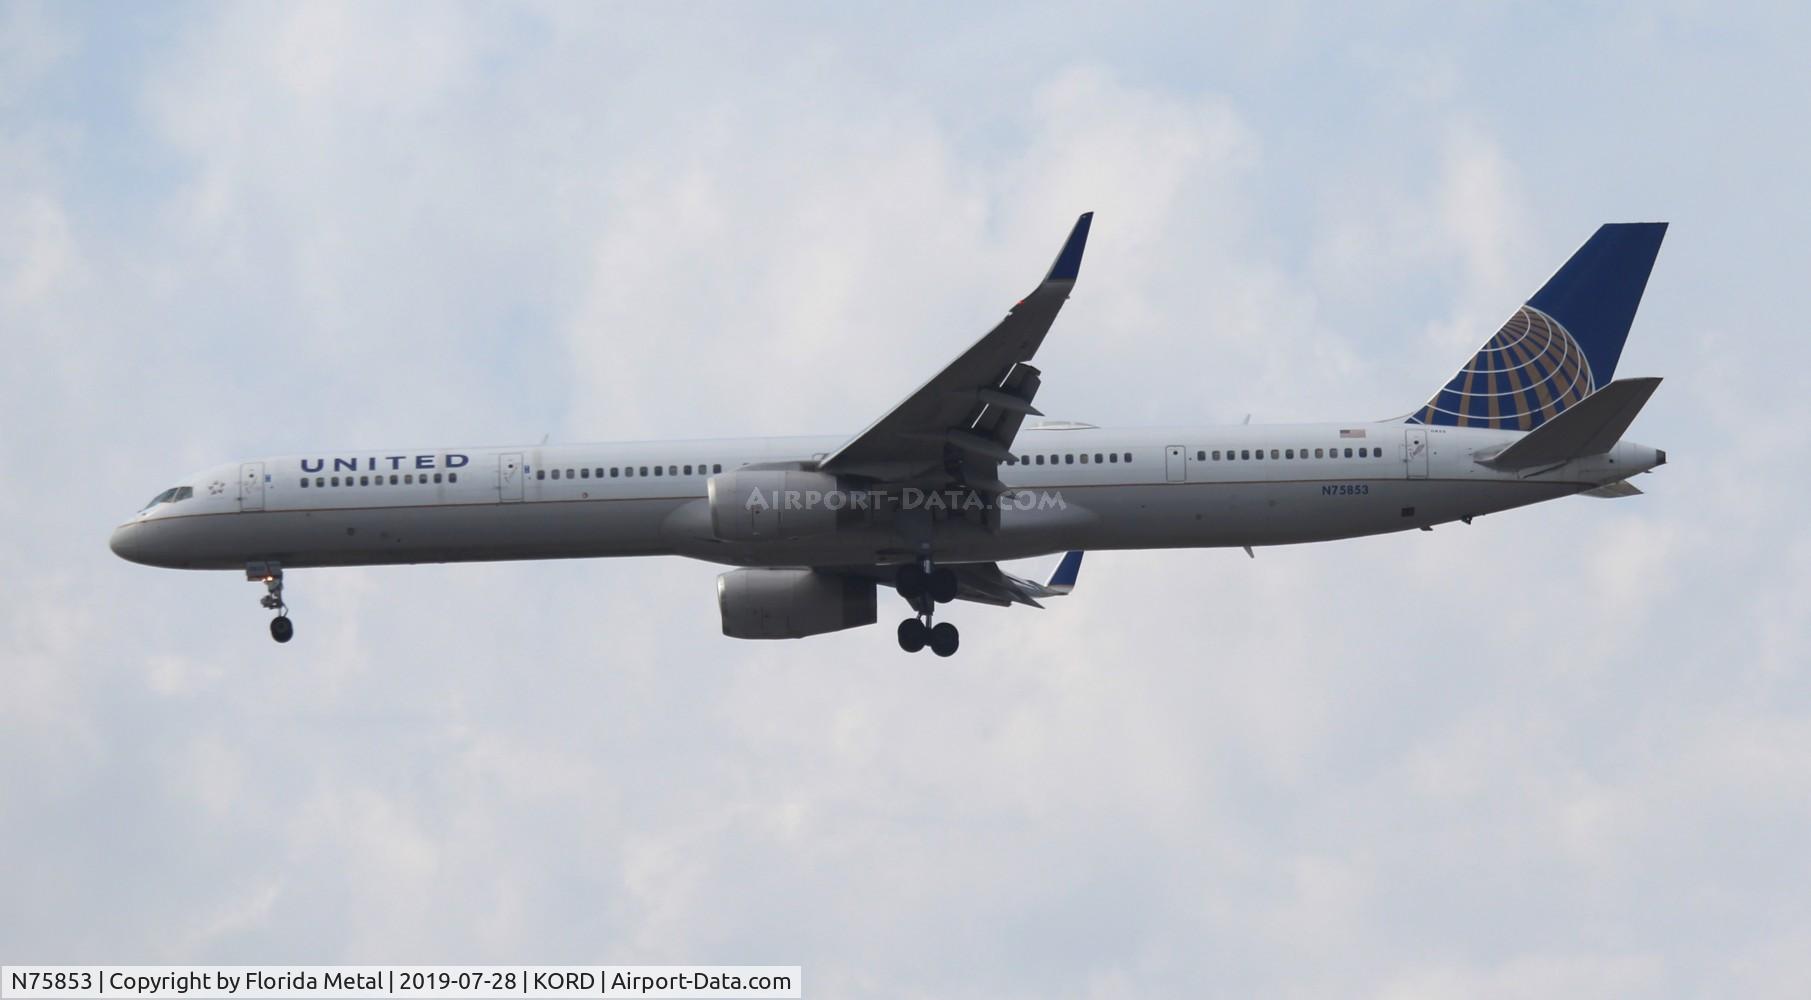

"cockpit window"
[141,486,195,511]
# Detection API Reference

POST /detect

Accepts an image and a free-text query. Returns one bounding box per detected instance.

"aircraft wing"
[818,213,1092,486]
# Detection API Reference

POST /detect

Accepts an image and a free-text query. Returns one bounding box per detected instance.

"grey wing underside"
[838,551,1084,608]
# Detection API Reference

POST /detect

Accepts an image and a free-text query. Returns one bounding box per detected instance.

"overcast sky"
[4,2,1810,996]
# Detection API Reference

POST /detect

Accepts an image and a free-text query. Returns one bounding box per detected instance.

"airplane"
[111,214,1668,656]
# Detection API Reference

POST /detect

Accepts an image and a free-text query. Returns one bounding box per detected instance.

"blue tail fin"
[1409,222,1667,430]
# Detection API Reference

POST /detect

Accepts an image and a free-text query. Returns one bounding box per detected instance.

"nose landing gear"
[247,561,293,643]
[895,561,960,656]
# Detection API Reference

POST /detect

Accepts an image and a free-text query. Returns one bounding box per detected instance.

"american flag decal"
[1339,429,1366,439]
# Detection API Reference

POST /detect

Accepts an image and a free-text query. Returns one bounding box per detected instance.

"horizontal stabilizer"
[1482,377,1662,470]
[1044,551,1084,595]
[1579,480,1644,498]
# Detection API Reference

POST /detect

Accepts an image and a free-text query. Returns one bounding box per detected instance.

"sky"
[3,1,1810,996]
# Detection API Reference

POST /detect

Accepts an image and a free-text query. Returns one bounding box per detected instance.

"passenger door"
[498,452,524,502]
[1404,428,1429,479]
[1165,445,1186,483]
[239,462,265,511]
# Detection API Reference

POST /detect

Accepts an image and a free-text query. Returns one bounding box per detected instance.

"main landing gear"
[247,561,293,643]
[895,562,960,657]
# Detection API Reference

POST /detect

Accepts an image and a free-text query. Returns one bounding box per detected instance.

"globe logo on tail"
[1410,305,1595,430]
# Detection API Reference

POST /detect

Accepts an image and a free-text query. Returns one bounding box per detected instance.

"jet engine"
[707,469,861,541]
[717,568,877,639]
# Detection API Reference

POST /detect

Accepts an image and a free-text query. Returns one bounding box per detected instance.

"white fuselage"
[108,421,1664,572]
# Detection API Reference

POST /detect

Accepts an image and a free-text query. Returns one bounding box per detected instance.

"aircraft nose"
[110,521,155,565]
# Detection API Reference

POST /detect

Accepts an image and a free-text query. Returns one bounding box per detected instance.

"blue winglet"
[1045,550,1084,594]
[1044,213,1093,283]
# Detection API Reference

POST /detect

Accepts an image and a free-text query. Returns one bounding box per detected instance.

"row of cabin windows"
[1012,452,1134,466]
[537,463,725,481]
[1196,446,1383,461]
[301,473,456,488]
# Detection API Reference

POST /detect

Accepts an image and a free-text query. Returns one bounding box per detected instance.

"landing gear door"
[499,452,524,502]
[1165,445,1186,483]
[239,462,266,511]
[1405,428,1429,479]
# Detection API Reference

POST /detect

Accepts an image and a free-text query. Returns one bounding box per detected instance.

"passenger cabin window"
[1065,454,1074,465]
[1123,453,1132,463]
[1213,450,1222,460]
[713,464,723,473]
[433,473,443,483]
[1109,453,1118,463]
[300,479,309,488]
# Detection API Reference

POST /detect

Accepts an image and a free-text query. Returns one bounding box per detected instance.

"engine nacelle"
[717,568,877,639]
[707,469,859,541]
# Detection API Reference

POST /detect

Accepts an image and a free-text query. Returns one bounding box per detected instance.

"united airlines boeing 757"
[111,214,1668,656]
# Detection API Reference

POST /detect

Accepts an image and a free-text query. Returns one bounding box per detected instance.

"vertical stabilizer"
[1409,222,1667,430]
